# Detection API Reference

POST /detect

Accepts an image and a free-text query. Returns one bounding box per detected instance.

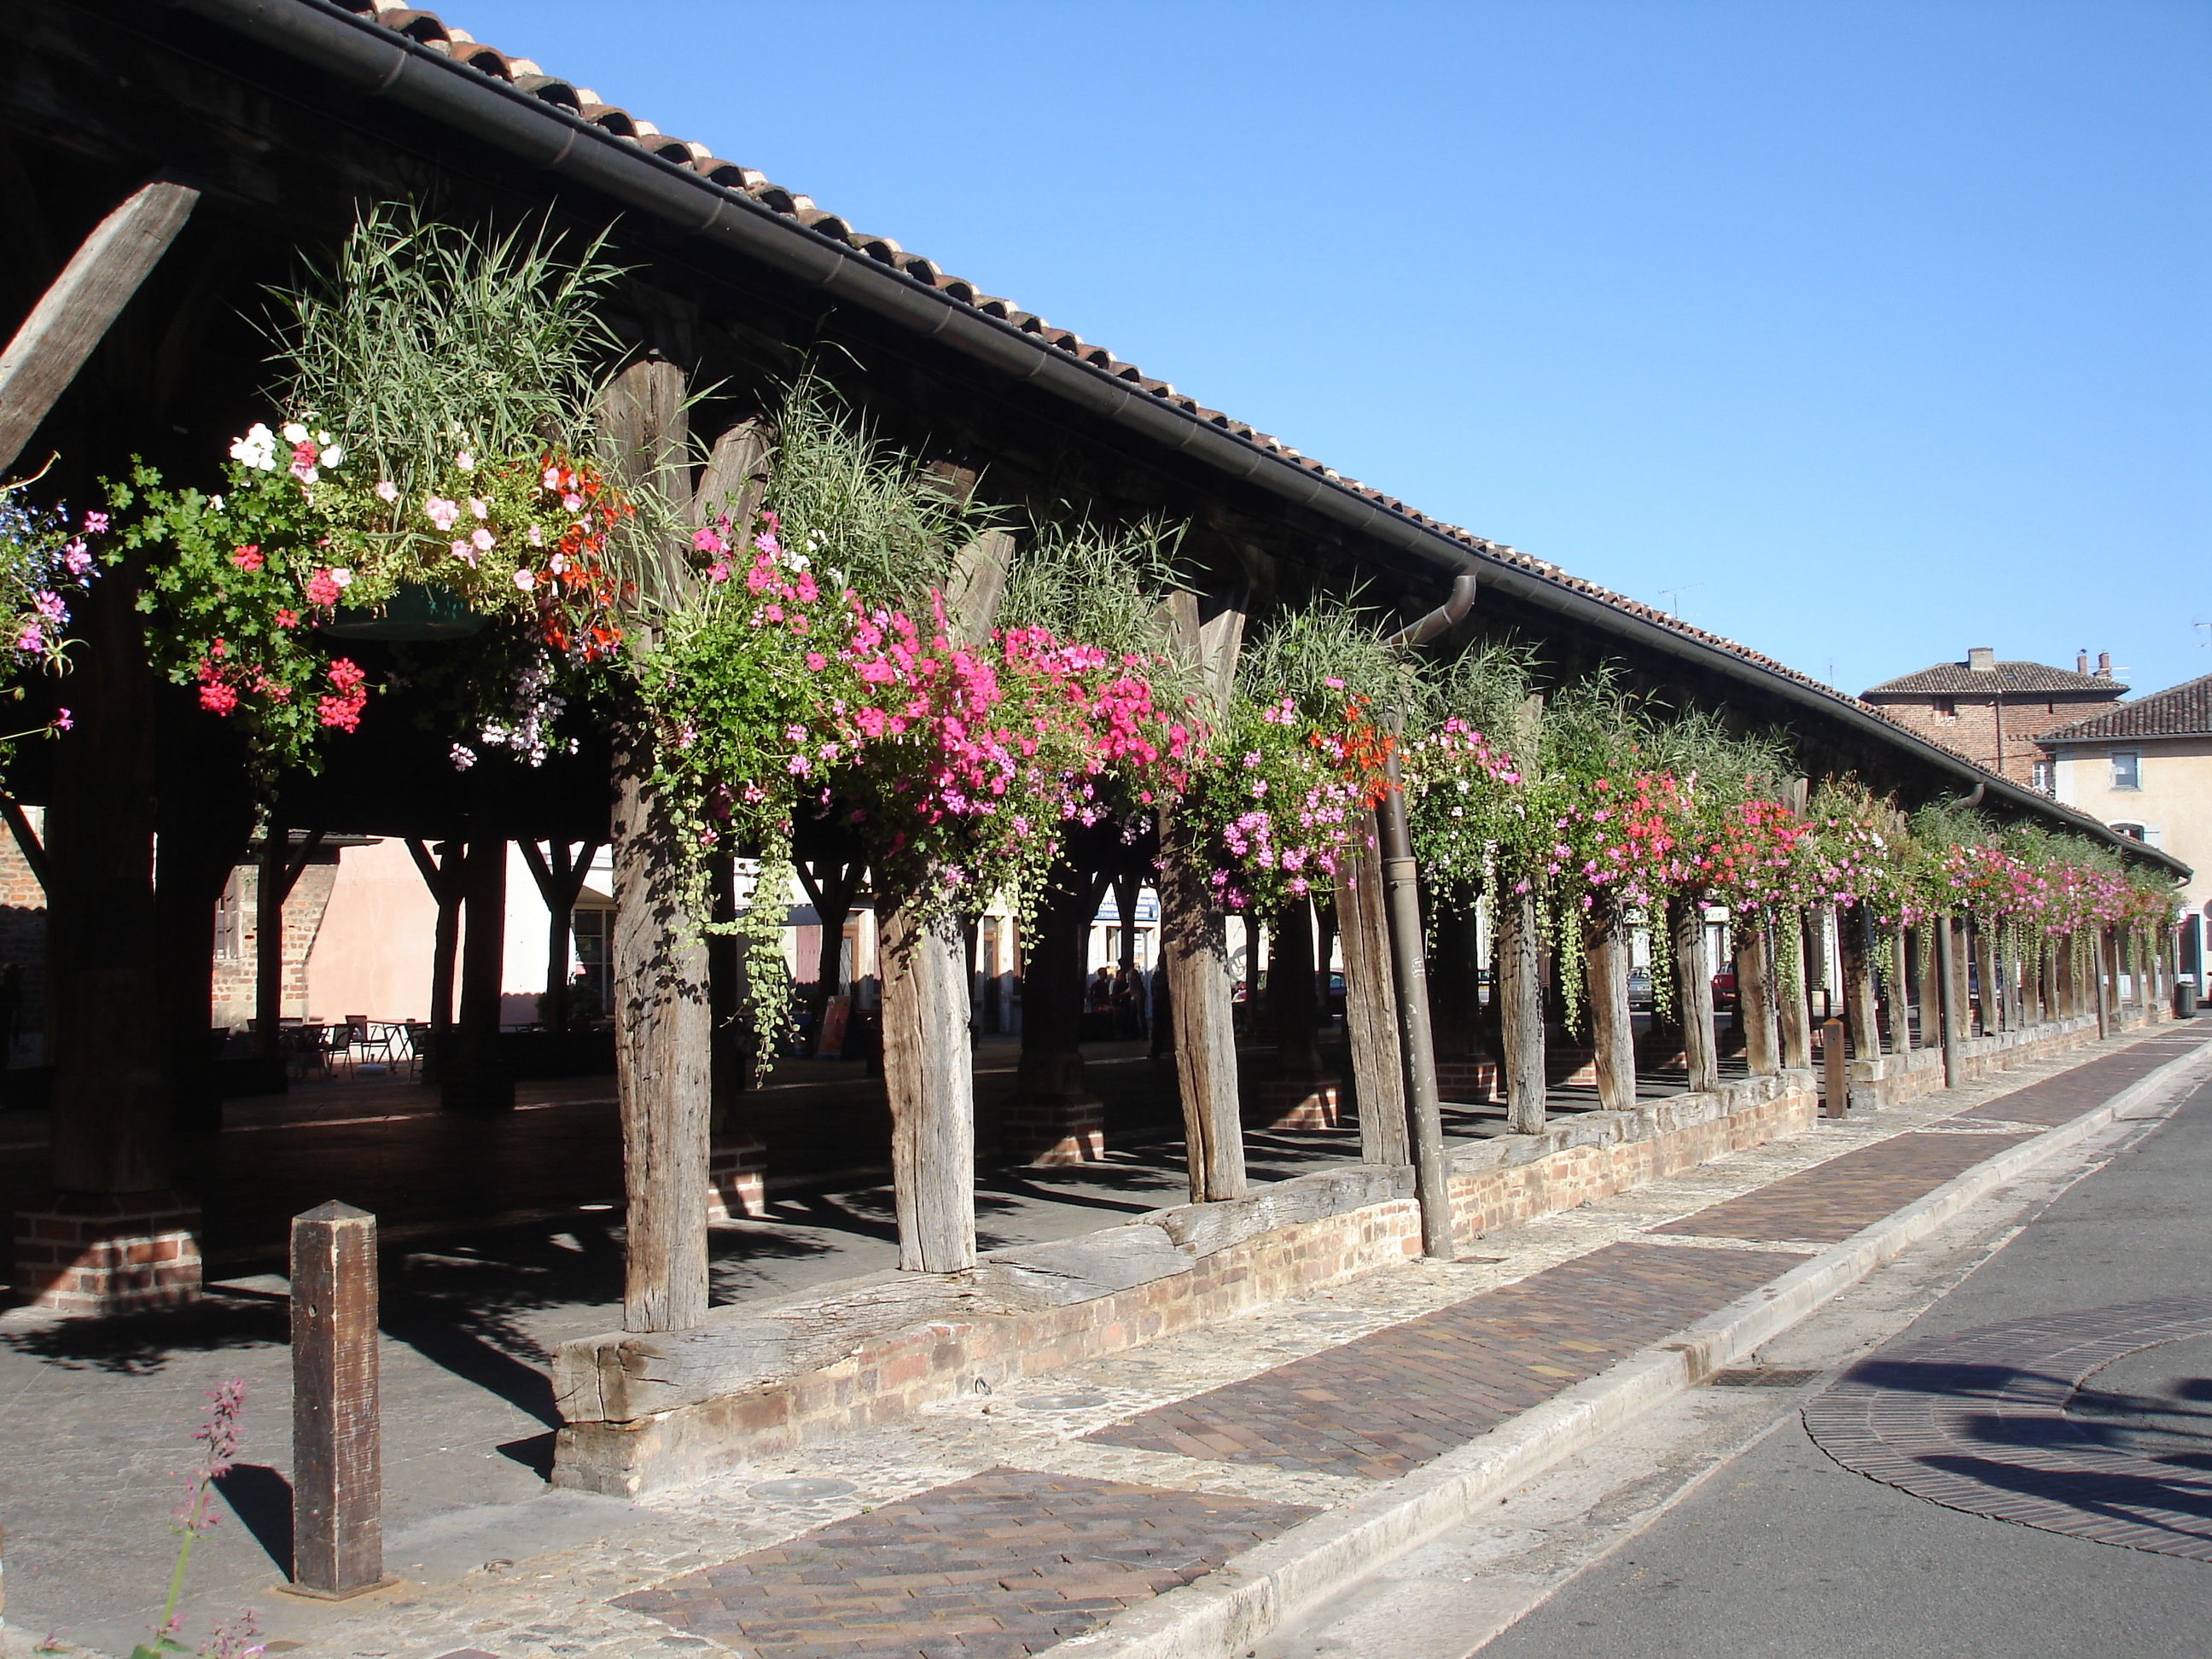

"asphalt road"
[1478,1072,2212,1659]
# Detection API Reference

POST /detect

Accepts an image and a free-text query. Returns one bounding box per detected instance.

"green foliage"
[273,202,622,504]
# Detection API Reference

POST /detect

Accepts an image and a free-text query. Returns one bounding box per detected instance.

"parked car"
[1627,967,1654,1010]
[1711,969,1738,1010]
[1327,970,1347,1020]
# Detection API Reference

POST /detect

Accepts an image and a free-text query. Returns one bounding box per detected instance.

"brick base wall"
[11,1191,203,1315]
[1000,1094,1107,1166]
[1246,1074,1342,1130]
[552,1068,1818,1496]
[706,1134,767,1222]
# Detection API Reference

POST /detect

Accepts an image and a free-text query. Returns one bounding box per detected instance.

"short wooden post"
[878,895,977,1272]
[289,1202,389,1599]
[1498,886,1545,1132]
[1734,917,1778,1076]
[1820,1018,1848,1118]
[1778,909,1813,1070]
[1586,905,1640,1104]
[1673,897,1719,1092]
[1336,829,1408,1165]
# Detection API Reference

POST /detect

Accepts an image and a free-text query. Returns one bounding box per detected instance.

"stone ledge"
[550,1071,1815,1497]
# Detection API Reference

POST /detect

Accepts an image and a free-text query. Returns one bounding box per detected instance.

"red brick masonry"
[11,1190,204,1315]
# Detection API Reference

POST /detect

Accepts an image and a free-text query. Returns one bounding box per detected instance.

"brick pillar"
[705,1132,767,1221]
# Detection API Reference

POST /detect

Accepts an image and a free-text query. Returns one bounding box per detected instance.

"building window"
[571,907,613,1017]
[2030,759,2054,796]
[1932,697,1957,721]
[213,870,243,960]
[2111,751,2141,790]
[2112,822,2145,842]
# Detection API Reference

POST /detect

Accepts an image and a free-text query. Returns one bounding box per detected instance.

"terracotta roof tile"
[2040,673,2212,742]
[1863,661,2125,697]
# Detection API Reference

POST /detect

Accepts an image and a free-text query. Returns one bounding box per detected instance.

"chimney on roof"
[1967,647,1995,672]
[2098,651,2112,678]
[2077,650,2090,673]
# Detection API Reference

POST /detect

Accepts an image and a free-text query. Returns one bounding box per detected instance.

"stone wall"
[0,806,46,1066]
[210,859,342,1028]
[551,1068,1818,1496]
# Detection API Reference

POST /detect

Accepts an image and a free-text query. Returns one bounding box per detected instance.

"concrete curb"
[1051,1030,2212,1659]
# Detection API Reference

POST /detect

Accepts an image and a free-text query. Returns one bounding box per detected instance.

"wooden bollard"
[1820,1017,1848,1118]
[288,1202,391,1598]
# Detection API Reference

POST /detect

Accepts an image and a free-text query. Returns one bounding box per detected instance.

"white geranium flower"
[281,422,309,444]
[319,445,344,469]
[227,425,278,471]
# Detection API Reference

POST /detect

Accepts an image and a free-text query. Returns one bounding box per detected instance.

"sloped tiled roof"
[1863,661,2126,697]
[279,0,1896,719]
[2040,673,2212,742]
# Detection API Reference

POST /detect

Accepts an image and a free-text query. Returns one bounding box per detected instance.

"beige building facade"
[2040,672,2212,978]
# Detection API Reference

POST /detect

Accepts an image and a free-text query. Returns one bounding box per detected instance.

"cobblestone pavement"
[1955,1031,2204,1127]
[1802,1297,2212,1558]
[6,1024,2197,1659]
[1083,1242,1796,1479]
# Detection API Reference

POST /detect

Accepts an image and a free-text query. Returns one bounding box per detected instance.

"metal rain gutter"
[170,0,2190,880]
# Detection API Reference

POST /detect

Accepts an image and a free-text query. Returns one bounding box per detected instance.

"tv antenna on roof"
[1658,583,1703,618]
[2195,620,2210,648]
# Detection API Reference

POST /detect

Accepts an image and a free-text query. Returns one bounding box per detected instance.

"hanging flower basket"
[320,580,487,641]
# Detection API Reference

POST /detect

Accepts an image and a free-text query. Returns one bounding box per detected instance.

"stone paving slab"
[1647,1128,2038,1244]
[1080,1242,1798,1480]
[611,1468,1314,1657]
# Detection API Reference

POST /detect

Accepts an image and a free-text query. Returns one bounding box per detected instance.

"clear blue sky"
[452,0,2210,700]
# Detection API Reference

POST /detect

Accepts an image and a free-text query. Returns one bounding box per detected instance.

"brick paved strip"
[1081,1242,1795,1481]
[1956,1033,2203,1127]
[611,1468,1313,1657]
[1649,1129,2037,1245]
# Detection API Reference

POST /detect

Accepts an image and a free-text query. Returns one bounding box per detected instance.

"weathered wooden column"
[441,835,514,1113]
[1970,919,1999,1035]
[1336,828,1408,1165]
[1778,910,1813,1070]
[288,1201,389,1599]
[607,358,712,1330]
[1672,897,1719,1092]
[1255,898,1338,1126]
[1734,917,1779,1076]
[1586,905,1641,1103]
[2040,940,2060,1026]
[1497,886,1546,1132]
[1936,915,1965,1086]
[1842,905,1881,1067]
[1159,592,1249,1202]
[879,896,978,1271]
[1377,731,1452,1256]
[1889,924,1915,1051]
[1002,861,1106,1164]
[2095,927,2114,1036]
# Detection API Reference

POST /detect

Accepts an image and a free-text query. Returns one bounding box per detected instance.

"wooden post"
[1971,920,1999,1035]
[1890,924,1915,1051]
[607,358,713,1332]
[441,837,514,1113]
[1336,828,1408,1165]
[405,840,466,1082]
[0,180,200,473]
[1673,897,1719,1092]
[1778,910,1813,1070]
[1820,1017,1848,1118]
[2095,928,2113,1037]
[1586,905,1640,1105]
[1377,735,1452,1255]
[1158,591,1249,1203]
[1936,916,1963,1086]
[1842,905,1881,1068]
[255,827,287,1067]
[878,897,977,1272]
[1498,887,1545,1132]
[288,1202,389,1599]
[519,841,598,1031]
[1734,917,1779,1076]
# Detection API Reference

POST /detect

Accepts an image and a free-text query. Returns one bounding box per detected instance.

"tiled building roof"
[1863,661,2125,698]
[2040,674,2212,742]
[289,0,1889,719]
